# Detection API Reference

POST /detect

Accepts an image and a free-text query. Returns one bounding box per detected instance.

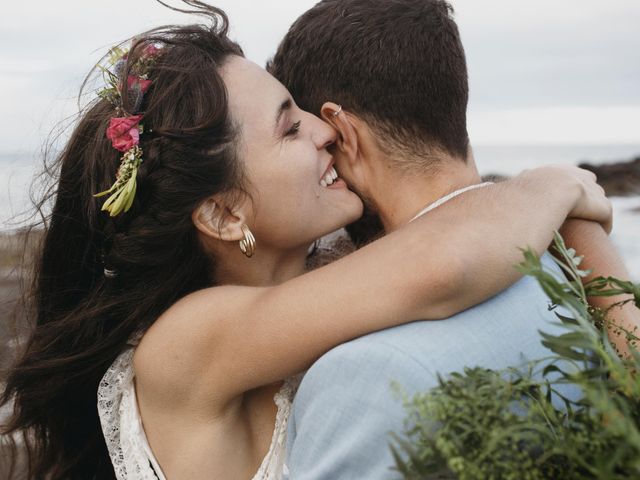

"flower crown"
[94,43,163,217]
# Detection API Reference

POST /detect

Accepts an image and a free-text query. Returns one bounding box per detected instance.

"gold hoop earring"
[239,224,256,258]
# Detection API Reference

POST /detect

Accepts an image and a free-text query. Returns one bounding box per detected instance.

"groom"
[269,0,622,477]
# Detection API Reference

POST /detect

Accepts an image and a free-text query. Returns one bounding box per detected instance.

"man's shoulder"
[303,254,563,390]
[295,328,436,409]
[309,325,428,373]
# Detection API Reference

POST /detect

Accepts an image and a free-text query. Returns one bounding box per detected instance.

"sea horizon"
[1,143,639,279]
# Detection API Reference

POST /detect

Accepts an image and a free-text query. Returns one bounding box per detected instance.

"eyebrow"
[275,98,292,130]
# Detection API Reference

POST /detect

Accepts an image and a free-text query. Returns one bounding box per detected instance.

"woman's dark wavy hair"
[0,2,244,478]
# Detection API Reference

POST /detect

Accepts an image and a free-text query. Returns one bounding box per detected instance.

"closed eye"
[285,120,301,137]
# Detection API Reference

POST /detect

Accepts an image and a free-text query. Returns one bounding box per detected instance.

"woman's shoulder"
[139,282,260,344]
[131,284,261,405]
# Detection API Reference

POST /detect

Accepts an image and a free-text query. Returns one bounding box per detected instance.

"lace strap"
[97,348,164,480]
[251,375,303,479]
[99,348,301,480]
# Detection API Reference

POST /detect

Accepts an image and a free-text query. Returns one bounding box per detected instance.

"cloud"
[1,0,638,151]
[468,106,640,145]
[454,0,640,109]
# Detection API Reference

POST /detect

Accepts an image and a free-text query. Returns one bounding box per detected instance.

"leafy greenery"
[392,232,640,479]
[96,46,128,108]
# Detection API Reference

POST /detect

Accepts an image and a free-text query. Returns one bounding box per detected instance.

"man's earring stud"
[332,105,343,118]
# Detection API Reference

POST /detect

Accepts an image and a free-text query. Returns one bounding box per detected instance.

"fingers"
[526,165,613,234]
[603,212,613,235]
[574,169,613,233]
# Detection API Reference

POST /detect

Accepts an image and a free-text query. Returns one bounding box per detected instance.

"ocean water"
[472,144,640,177]
[1,145,639,278]
[470,144,640,280]
[1,152,43,232]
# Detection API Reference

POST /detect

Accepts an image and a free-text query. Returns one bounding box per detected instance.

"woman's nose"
[310,112,338,149]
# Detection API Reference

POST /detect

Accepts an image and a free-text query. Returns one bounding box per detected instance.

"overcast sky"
[1,0,639,153]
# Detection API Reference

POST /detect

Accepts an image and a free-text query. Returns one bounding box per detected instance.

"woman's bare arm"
[137,166,612,402]
[559,219,639,357]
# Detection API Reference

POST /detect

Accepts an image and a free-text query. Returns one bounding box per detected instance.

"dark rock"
[481,173,509,183]
[578,156,640,197]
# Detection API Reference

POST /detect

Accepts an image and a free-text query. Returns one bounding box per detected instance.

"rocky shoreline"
[579,156,640,197]
[0,230,40,378]
[484,156,640,197]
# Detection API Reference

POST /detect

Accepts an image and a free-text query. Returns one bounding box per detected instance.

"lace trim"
[97,348,301,480]
[98,348,161,480]
[252,375,302,479]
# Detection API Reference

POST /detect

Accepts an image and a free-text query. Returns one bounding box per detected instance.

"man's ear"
[192,197,246,243]
[321,102,359,164]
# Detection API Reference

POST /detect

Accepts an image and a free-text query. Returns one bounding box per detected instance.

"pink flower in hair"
[127,75,152,93]
[107,115,143,152]
[143,44,162,58]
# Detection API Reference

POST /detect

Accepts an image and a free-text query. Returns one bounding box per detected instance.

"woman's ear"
[192,197,246,242]
[321,102,359,163]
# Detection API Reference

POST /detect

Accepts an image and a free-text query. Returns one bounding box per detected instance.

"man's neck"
[371,155,482,232]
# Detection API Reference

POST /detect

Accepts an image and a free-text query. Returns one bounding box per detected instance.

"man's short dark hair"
[268,0,470,164]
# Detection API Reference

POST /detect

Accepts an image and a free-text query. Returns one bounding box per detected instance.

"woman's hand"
[515,165,612,233]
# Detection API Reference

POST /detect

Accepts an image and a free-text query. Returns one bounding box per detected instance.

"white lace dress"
[97,229,354,479]
[97,346,300,480]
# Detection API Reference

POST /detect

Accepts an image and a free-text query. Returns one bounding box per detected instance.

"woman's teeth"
[320,166,339,187]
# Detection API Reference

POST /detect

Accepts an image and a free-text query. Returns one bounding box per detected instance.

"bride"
[0,2,612,479]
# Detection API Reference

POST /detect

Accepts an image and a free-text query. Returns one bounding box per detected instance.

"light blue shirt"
[286,253,573,479]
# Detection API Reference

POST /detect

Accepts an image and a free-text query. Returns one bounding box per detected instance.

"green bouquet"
[393,233,640,480]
